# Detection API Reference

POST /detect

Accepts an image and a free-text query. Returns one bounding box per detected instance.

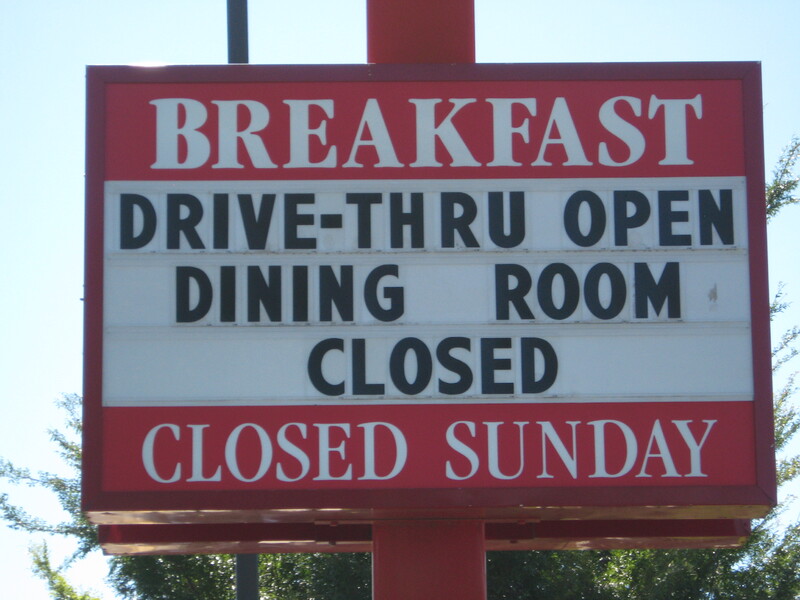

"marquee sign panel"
[83,63,774,524]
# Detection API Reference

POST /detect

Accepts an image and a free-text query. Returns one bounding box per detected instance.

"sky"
[0,0,798,598]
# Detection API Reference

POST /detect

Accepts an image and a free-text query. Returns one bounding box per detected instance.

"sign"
[83,63,774,525]
[98,519,750,555]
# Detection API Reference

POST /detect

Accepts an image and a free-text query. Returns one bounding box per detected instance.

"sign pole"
[236,553,259,600]
[373,520,487,600]
[366,2,486,599]
[227,1,258,598]
[367,0,475,63]
[227,0,249,64]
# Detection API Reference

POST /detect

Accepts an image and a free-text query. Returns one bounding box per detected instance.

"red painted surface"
[83,62,774,523]
[100,403,756,492]
[373,521,487,600]
[97,519,750,555]
[367,0,475,64]
[741,73,775,498]
[100,71,745,181]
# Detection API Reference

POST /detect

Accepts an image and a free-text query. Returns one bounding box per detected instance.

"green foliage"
[100,548,372,600]
[0,394,97,559]
[486,551,612,600]
[108,555,235,600]
[258,553,371,600]
[105,552,372,600]
[766,136,800,221]
[772,284,799,373]
[30,543,101,600]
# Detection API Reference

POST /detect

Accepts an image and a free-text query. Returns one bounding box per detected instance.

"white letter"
[538,421,580,479]
[636,420,680,478]
[445,421,480,480]
[150,99,210,169]
[314,423,352,480]
[187,424,222,482]
[484,421,527,480]
[212,100,276,168]
[276,423,310,482]
[142,424,182,484]
[284,99,337,168]
[588,420,637,478]
[673,420,716,477]
[532,97,592,166]
[598,96,646,166]
[344,99,403,168]
[648,94,703,165]
[224,423,273,482]
[410,98,480,167]
[358,422,408,480]
[487,98,537,166]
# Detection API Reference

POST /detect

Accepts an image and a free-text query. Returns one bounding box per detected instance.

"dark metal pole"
[236,553,259,600]
[227,0,249,63]
[227,1,256,598]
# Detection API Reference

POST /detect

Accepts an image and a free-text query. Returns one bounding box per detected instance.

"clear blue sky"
[1,1,798,598]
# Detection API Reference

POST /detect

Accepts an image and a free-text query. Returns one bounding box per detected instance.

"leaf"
[30,543,102,600]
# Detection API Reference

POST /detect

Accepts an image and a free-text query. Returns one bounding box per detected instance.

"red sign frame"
[98,519,750,555]
[84,62,774,527]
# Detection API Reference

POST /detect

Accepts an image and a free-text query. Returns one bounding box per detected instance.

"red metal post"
[367,3,483,598]
[367,0,475,63]
[372,520,487,600]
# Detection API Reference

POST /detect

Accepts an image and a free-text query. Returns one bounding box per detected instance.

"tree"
[766,136,800,221]
[30,542,102,600]
[2,141,799,599]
